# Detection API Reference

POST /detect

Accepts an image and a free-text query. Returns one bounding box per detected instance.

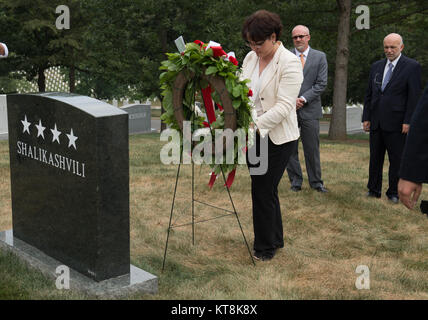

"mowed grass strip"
[1,133,428,300]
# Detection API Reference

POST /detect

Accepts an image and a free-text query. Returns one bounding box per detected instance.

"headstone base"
[0,230,158,298]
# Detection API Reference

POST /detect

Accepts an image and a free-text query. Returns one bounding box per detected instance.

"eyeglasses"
[292,34,308,40]
[246,39,266,48]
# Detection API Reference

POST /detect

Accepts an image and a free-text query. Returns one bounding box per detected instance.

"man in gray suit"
[286,25,328,192]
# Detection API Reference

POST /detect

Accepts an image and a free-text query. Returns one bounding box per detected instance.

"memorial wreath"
[159,40,253,188]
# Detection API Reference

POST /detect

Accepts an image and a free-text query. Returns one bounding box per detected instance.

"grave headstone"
[122,103,151,134]
[6,92,130,281]
[0,94,7,135]
[346,104,364,134]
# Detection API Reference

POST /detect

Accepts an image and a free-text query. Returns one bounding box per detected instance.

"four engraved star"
[21,115,31,134]
[35,119,46,139]
[50,124,61,144]
[66,128,78,150]
[20,116,78,150]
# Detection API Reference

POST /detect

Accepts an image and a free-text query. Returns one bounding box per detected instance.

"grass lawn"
[1,133,428,300]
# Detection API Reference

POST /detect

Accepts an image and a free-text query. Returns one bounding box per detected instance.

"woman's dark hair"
[242,10,283,42]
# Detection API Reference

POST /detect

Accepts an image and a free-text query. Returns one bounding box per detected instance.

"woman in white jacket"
[241,10,303,261]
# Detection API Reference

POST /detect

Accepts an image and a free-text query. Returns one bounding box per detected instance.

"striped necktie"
[381,63,393,91]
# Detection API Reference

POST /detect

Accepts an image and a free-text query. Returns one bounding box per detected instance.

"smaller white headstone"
[0,95,7,134]
[346,104,364,134]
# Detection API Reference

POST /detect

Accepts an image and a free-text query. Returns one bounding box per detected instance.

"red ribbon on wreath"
[194,40,238,189]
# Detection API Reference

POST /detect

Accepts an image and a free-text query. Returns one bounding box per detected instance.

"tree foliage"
[1,0,427,136]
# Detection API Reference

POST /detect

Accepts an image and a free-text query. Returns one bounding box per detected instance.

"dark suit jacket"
[290,48,328,120]
[399,83,428,183]
[362,55,421,132]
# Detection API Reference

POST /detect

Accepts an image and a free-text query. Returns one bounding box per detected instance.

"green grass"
[1,134,428,300]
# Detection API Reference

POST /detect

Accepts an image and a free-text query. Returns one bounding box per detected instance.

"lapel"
[243,53,258,84]
[374,59,387,91]
[259,43,283,94]
[303,48,314,76]
[290,47,308,74]
[383,55,406,92]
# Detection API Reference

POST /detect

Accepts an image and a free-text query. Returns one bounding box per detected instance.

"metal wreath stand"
[161,70,255,271]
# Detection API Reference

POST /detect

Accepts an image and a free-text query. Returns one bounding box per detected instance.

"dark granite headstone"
[7,93,130,282]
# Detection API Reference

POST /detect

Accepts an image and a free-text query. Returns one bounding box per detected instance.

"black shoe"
[366,191,381,198]
[290,186,302,192]
[253,249,276,261]
[315,185,328,193]
[387,195,399,204]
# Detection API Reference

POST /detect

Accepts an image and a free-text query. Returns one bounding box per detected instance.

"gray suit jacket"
[291,47,328,120]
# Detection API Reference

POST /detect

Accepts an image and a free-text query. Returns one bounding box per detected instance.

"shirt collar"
[387,53,401,68]
[295,46,310,57]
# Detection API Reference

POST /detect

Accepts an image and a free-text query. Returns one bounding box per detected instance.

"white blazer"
[241,42,303,145]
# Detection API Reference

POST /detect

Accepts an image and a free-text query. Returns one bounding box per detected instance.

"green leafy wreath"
[159,41,253,183]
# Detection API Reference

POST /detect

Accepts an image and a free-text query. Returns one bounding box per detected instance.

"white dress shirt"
[382,53,401,84]
[250,58,274,117]
[294,46,310,63]
[295,46,310,102]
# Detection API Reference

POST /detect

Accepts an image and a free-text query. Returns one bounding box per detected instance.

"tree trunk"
[160,97,166,133]
[38,67,46,92]
[69,64,75,93]
[328,0,351,140]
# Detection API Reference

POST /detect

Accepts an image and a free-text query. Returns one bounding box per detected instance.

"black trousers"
[247,134,297,253]
[368,128,407,197]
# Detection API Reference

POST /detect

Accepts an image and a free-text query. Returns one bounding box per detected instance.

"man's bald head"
[292,25,310,36]
[292,25,311,52]
[383,33,404,62]
[384,33,403,46]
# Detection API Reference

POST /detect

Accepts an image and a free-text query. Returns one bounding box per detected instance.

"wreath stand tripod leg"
[218,167,256,266]
[162,163,256,271]
[162,163,181,272]
[192,162,195,246]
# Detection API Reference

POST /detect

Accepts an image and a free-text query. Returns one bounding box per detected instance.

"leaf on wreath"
[205,66,218,75]
[232,99,241,109]
[232,84,242,98]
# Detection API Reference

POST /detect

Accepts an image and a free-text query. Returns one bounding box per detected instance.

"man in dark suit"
[398,83,428,209]
[362,33,421,203]
[286,25,328,193]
